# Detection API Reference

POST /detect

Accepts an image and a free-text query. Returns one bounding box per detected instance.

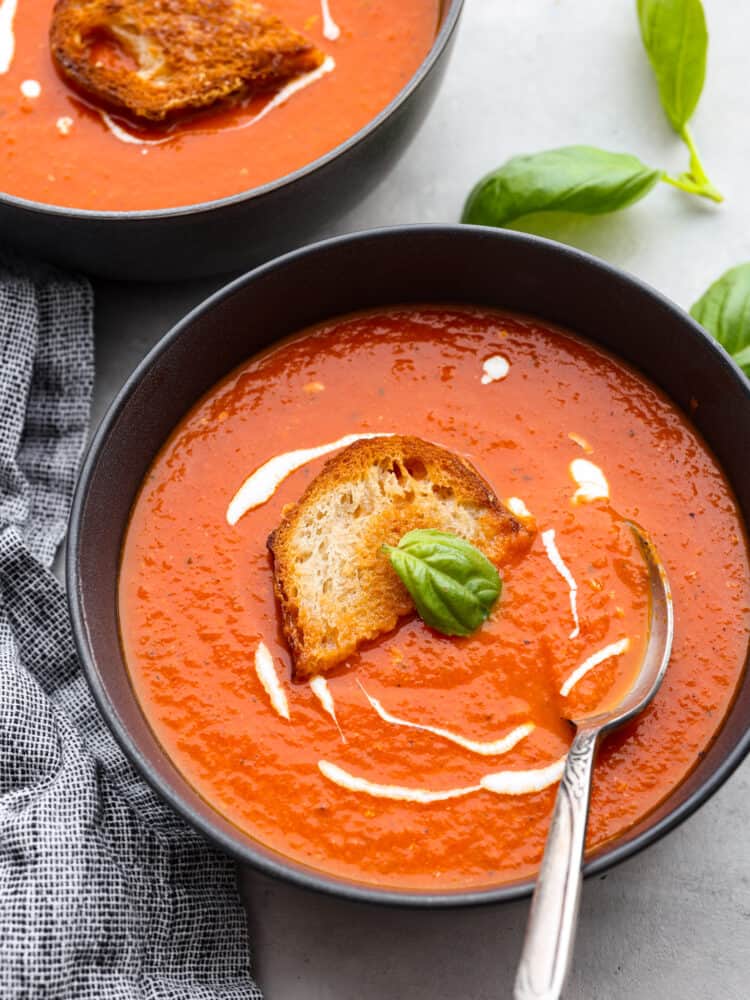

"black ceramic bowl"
[69,225,750,907]
[0,2,463,281]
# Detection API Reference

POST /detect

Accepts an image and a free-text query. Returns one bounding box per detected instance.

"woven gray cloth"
[0,260,261,1000]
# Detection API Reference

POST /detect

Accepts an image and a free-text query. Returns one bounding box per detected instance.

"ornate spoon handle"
[513,727,599,1000]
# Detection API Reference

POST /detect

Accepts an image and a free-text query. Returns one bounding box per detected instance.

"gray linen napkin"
[0,260,261,999]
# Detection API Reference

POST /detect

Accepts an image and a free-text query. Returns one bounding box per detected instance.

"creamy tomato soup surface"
[118,307,750,891]
[0,0,440,210]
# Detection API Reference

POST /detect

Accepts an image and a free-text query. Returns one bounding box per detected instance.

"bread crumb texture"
[268,436,535,680]
[50,0,324,122]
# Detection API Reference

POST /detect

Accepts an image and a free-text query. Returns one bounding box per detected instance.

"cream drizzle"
[20,79,40,98]
[359,682,534,757]
[320,0,341,40]
[318,761,479,803]
[480,756,566,795]
[480,355,510,384]
[560,637,630,698]
[318,757,567,803]
[506,496,533,521]
[227,432,391,525]
[100,112,168,147]
[254,642,290,720]
[570,458,609,504]
[100,56,336,147]
[568,432,593,454]
[0,0,18,74]
[310,676,346,742]
[541,528,580,640]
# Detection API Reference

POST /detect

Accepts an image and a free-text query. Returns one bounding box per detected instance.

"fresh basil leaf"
[382,529,501,637]
[637,0,707,133]
[732,345,750,373]
[462,146,661,229]
[690,263,750,375]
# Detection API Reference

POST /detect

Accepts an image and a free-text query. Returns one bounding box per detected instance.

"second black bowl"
[68,224,750,906]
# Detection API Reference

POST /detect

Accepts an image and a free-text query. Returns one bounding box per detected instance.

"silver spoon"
[514,521,674,1000]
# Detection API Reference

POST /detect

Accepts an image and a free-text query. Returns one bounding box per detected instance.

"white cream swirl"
[102,56,336,147]
[311,676,346,742]
[318,757,567,803]
[560,638,630,697]
[227,432,391,524]
[320,0,341,40]
[0,0,18,75]
[541,529,580,640]
[359,682,534,757]
[254,642,290,720]
[570,459,609,504]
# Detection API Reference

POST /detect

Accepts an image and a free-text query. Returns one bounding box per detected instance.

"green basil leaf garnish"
[382,529,501,637]
[637,0,707,133]
[461,146,661,229]
[690,263,750,375]
[636,0,722,203]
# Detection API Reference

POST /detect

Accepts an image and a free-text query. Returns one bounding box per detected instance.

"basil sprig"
[382,529,501,637]
[691,264,750,375]
[637,0,722,203]
[462,147,661,229]
[462,0,723,234]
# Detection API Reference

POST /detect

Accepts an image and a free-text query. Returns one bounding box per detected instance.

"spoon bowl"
[514,520,674,1000]
[573,521,674,733]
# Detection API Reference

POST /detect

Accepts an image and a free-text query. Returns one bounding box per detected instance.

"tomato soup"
[0,1,439,210]
[118,307,750,890]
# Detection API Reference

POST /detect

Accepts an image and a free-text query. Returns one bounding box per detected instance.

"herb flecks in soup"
[1,0,439,209]
[119,307,750,890]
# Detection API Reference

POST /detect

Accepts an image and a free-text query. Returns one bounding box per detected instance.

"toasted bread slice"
[50,0,325,123]
[268,436,534,681]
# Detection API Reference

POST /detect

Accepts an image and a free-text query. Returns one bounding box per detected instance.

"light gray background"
[90,1,750,996]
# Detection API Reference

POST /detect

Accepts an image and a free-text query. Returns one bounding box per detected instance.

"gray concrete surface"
[91,1,750,996]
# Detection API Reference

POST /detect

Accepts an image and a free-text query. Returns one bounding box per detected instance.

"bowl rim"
[0,0,464,223]
[68,223,750,908]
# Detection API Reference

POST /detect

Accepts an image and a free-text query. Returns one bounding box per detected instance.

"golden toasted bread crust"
[268,436,534,681]
[50,0,324,122]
